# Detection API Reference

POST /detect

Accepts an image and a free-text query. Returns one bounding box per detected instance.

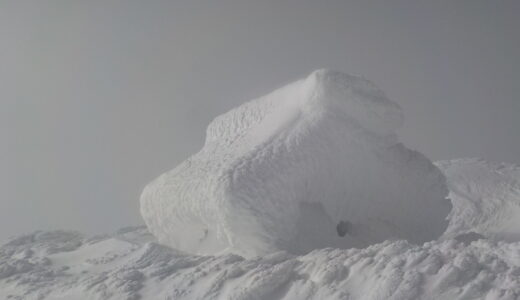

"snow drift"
[437,158,520,242]
[140,69,452,257]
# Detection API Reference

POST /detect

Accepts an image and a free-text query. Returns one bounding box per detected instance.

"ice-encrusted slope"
[437,158,520,242]
[140,69,451,257]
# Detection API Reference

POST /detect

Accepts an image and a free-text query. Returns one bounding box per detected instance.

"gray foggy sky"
[1,1,519,242]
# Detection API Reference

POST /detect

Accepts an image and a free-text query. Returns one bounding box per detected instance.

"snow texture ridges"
[140,69,451,257]
[1,227,519,300]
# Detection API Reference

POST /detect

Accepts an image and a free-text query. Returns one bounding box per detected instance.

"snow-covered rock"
[1,227,519,300]
[140,69,451,257]
[437,158,520,242]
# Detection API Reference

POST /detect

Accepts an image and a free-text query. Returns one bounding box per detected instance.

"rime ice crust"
[140,70,451,257]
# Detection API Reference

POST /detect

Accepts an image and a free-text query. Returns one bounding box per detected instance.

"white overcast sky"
[1,0,519,242]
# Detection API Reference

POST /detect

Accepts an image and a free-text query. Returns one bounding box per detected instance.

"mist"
[2,0,519,243]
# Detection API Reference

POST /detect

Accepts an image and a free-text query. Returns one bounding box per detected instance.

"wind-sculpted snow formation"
[437,158,520,242]
[140,69,452,257]
[1,227,519,300]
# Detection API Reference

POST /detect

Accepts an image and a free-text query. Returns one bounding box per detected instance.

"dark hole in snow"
[336,220,350,237]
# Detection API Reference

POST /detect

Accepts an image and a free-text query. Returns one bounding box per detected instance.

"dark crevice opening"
[336,220,350,237]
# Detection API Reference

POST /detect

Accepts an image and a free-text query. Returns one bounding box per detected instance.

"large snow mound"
[1,227,519,300]
[140,69,451,257]
[437,158,520,242]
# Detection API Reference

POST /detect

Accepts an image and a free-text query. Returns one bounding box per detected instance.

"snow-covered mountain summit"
[3,70,520,299]
[140,70,451,258]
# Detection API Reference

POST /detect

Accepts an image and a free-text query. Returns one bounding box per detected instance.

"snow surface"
[1,226,519,300]
[437,158,520,242]
[2,159,520,299]
[140,69,451,257]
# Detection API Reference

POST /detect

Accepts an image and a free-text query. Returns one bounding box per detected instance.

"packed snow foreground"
[141,69,452,258]
[1,223,519,300]
[3,70,520,300]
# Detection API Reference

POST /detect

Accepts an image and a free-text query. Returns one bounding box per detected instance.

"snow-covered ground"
[1,206,520,300]
[1,159,520,300]
[2,161,520,300]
